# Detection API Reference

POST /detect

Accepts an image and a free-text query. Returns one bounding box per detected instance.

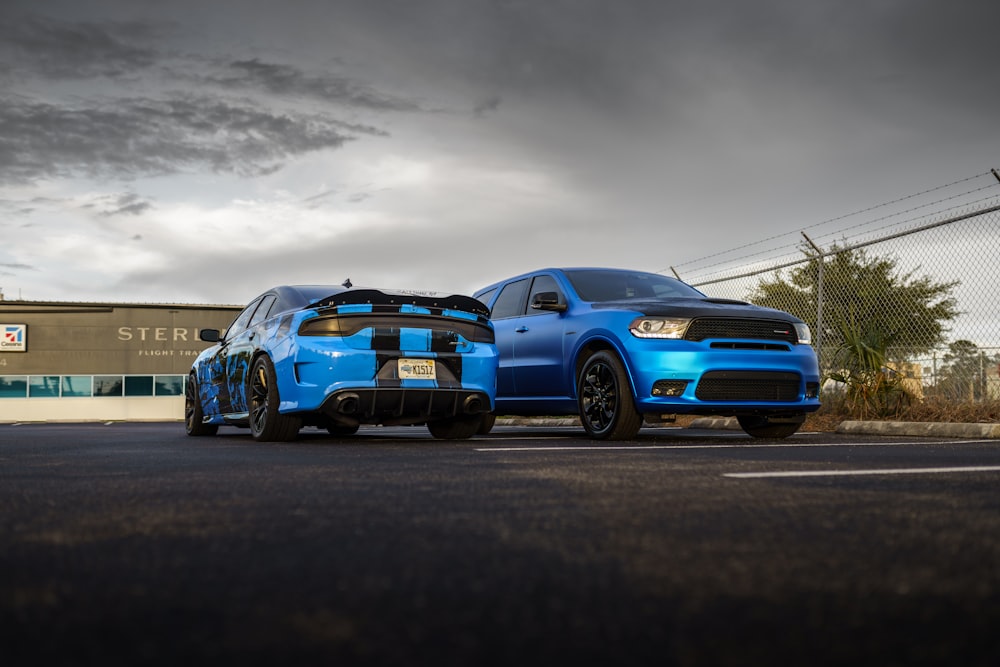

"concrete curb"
[836,420,1000,438]
[495,418,580,427]
[688,417,743,430]
[495,416,1000,439]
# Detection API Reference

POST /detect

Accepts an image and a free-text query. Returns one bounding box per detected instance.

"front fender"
[568,329,639,400]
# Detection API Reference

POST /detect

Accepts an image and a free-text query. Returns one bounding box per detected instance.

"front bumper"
[626,340,821,416]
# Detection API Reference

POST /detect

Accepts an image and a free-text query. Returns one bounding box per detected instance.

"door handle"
[515,326,529,333]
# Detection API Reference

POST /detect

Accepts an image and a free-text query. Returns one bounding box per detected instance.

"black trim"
[321,388,490,426]
[314,289,490,318]
[298,313,495,344]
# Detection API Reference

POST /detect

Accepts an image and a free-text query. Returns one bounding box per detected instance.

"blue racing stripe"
[399,327,431,351]
[335,304,374,314]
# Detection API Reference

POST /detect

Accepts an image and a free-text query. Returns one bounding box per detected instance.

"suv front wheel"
[577,351,642,440]
[737,414,805,439]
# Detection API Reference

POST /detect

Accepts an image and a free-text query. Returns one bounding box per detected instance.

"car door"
[510,274,569,398]
[488,279,529,397]
[213,297,263,415]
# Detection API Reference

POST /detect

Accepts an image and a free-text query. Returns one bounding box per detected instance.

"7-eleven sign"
[1,324,27,352]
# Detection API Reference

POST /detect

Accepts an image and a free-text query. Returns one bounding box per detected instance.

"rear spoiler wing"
[314,289,490,318]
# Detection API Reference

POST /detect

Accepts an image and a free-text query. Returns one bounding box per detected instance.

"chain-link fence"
[671,171,1000,413]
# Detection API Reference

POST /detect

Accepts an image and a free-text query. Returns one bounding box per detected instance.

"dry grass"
[802,396,1000,432]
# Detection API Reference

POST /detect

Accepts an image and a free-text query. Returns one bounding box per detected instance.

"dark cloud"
[473,95,501,117]
[3,0,999,304]
[0,14,161,79]
[301,189,337,204]
[316,0,1000,123]
[0,95,366,183]
[96,193,154,217]
[205,59,424,111]
[0,9,417,187]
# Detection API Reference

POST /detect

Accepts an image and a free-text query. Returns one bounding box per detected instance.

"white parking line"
[475,440,992,452]
[724,466,1000,479]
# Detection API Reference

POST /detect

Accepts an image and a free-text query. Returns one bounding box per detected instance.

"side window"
[226,298,261,338]
[526,275,563,316]
[489,279,529,319]
[476,288,498,308]
[249,294,277,327]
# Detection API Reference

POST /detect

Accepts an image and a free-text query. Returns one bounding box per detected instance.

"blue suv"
[474,267,820,440]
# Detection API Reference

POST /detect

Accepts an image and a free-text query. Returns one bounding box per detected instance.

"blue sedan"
[186,285,498,441]
[474,268,820,439]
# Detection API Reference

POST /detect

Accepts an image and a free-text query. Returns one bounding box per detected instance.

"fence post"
[801,232,825,372]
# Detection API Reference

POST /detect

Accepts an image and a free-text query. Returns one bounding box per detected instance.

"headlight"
[629,317,691,339]
[794,323,812,345]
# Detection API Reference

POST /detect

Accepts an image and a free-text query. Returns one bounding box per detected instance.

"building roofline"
[0,299,242,311]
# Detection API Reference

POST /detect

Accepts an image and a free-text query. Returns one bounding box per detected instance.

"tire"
[248,355,302,442]
[184,372,219,437]
[737,415,805,439]
[477,412,497,435]
[577,350,642,440]
[427,415,482,440]
[326,423,360,437]
[185,372,218,437]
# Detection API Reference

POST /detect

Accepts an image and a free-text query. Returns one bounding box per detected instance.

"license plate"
[398,358,436,380]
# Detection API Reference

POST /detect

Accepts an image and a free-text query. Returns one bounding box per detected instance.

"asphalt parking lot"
[2,422,1000,666]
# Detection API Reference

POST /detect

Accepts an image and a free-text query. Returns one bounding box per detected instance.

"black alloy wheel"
[577,350,642,440]
[326,423,360,437]
[476,412,497,435]
[184,373,218,436]
[736,415,805,439]
[248,355,302,442]
[427,415,483,439]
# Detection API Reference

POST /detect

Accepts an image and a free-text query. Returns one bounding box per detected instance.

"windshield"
[564,269,705,303]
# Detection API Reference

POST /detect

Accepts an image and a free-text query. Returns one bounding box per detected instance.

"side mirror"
[530,292,567,312]
[200,329,221,343]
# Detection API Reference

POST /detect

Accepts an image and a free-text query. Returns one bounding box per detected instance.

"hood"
[591,297,803,323]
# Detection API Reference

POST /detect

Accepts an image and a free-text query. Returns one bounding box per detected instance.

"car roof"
[474,267,674,295]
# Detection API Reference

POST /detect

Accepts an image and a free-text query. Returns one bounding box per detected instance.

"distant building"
[0,298,241,423]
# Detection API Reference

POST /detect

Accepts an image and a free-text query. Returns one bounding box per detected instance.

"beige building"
[0,299,241,423]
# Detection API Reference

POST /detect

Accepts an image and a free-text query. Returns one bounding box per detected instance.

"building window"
[29,376,61,397]
[125,376,155,397]
[0,376,27,398]
[61,376,93,397]
[94,376,124,397]
[155,375,185,396]
[1,374,187,399]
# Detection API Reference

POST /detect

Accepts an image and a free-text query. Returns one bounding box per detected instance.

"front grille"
[685,318,797,344]
[695,371,801,401]
[710,342,790,351]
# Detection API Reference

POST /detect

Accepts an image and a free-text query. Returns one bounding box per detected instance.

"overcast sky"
[1,0,998,305]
